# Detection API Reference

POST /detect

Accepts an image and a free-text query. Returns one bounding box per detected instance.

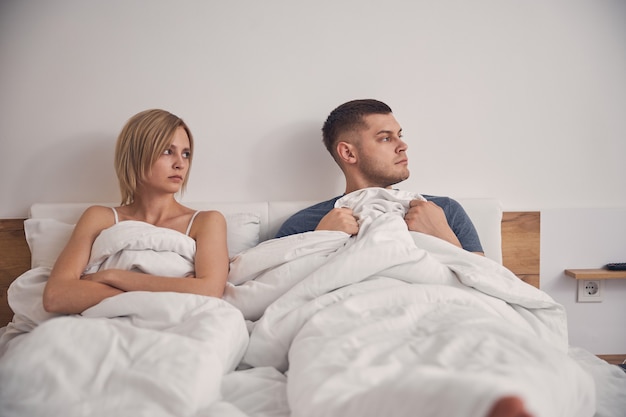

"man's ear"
[336,141,357,164]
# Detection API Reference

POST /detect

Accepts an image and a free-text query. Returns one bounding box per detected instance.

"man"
[275,99,484,255]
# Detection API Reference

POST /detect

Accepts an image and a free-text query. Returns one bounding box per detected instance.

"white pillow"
[24,218,74,269]
[24,212,261,269]
[223,212,261,257]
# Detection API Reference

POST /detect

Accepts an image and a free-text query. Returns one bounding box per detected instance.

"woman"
[43,109,229,314]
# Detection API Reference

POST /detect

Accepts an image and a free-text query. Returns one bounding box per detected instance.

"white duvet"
[0,222,249,417]
[224,188,622,417]
[1,190,625,417]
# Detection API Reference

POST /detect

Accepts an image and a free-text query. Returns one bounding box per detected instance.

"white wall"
[542,208,626,354]
[1,1,625,353]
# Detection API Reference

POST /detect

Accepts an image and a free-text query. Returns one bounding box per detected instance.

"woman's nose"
[174,154,185,169]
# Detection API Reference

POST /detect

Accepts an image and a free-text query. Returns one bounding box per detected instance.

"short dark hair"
[322,99,393,161]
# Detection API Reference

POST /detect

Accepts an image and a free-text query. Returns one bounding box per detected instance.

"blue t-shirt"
[274,194,484,253]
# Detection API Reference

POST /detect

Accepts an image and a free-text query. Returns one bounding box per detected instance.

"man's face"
[351,113,409,188]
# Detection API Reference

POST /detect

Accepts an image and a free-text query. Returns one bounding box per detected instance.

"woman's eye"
[183,151,191,159]
[163,149,172,155]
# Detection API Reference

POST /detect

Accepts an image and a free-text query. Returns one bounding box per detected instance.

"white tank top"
[110,207,200,236]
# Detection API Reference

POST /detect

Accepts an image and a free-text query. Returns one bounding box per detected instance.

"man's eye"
[382,137,390,142]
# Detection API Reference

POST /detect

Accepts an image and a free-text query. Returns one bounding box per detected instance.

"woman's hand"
[81,269,115,285]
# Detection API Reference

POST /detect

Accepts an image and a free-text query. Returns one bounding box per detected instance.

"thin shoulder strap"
[185,211,201,236]
[110,207,119,224]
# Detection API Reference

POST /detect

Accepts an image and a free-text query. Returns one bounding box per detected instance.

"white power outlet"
[577,279,603,303]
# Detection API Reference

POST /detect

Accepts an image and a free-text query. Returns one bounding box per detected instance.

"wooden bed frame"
[0,212,541,328]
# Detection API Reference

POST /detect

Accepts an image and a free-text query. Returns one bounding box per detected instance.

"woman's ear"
[336,141,357,164]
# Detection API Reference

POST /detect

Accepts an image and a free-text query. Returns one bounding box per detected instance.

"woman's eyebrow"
[168,144,191,151]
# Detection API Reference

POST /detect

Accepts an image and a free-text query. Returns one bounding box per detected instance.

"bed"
[0,192,624,417]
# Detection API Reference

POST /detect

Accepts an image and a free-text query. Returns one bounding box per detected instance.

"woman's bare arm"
[43,206,122,314]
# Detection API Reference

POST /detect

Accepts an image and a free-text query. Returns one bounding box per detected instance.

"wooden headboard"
[0,219,31,328]
[0,211,540,328]
[502,212,540,288]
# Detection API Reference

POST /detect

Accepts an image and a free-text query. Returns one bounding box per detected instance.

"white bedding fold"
[1,221,199,347]
[229,188,600,417]
[0,221,249,417]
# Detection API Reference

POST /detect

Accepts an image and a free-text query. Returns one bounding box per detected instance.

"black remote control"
[604,263,626,271]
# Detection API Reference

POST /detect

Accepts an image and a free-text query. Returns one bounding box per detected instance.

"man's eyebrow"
[375,128,403,135]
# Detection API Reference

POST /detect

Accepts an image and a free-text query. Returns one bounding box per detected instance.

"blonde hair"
[114,109,194,205]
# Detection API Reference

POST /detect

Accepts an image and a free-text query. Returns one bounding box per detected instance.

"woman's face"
[141,126,191,195]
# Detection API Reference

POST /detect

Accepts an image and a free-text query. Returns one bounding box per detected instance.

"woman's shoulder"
[75,205,117,231]
[186,209,226,237]
[193,209,226,223]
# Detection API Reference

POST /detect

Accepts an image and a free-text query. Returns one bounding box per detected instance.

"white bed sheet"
[225,189,625,417]
[0,221,249,417]
[2,196,622,417]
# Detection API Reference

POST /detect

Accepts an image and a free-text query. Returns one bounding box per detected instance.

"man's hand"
[315,207,359,235]
[404,200,462,248]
